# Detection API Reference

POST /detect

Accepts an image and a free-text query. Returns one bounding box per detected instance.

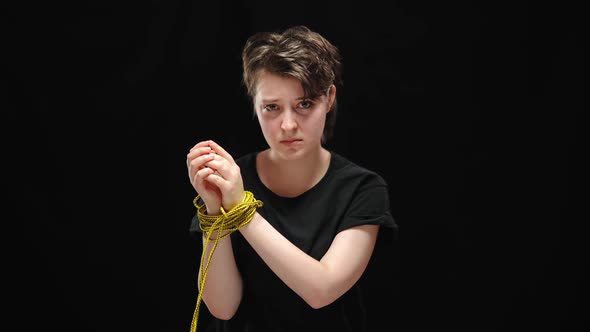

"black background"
[6,1,585,331]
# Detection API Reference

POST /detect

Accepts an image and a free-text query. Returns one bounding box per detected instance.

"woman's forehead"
[255,73,304,98]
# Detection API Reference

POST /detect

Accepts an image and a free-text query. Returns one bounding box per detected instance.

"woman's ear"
[327,85,336,112]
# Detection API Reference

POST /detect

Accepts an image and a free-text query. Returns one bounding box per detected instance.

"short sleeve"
[337,182,398,239]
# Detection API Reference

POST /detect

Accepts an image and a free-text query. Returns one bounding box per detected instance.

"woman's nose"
[281,110,298,131]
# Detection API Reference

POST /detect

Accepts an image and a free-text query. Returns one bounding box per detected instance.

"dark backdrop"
[6,1,584,331]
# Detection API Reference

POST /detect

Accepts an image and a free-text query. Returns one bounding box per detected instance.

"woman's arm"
[240,213,379,309]
[198,230,243,320]
[187,140,244,320]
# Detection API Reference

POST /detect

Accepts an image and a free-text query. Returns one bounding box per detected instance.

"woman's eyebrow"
[260,96,307,103]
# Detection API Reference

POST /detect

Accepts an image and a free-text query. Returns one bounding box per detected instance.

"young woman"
[186,25,397,332]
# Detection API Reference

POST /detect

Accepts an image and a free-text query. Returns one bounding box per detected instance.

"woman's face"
[253,71,334,160]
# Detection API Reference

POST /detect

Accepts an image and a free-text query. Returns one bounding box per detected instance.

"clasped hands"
[187,140,245,216]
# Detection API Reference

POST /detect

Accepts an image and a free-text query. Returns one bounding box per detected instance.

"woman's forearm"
[239,212,376,309]
[198,231,243,320]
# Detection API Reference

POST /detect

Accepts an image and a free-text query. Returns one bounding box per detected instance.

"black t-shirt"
[190,150,397,332]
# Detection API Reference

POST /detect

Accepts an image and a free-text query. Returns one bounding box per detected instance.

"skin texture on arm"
[240,212,379,309]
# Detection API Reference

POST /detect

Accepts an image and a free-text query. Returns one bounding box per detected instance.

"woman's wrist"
[206,207,221,215]
[204,230,229,240]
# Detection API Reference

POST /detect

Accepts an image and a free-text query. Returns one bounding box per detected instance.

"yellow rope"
[190,191,263,332]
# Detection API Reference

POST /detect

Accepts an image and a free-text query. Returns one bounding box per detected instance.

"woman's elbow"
[303,288,339,309]
[207,304,240,321]
[202,293,242,320]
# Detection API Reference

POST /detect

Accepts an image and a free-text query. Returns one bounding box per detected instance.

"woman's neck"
[257,147,331,197]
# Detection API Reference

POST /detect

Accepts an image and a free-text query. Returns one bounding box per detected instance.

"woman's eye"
[264,104,279,111]
[298,100,313,109]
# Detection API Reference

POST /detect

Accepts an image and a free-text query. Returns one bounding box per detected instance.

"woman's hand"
[198,140,245,212]
[187,140,245,213]
[187,141,222,215]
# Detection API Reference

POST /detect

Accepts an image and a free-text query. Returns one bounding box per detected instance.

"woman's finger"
[203,153,240,183]
[188,153,216,179]
[189,140,212,152]
[206,140,236,163]
[187,146,213,165]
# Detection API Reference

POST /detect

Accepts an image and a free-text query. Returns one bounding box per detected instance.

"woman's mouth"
[280,139,302,145]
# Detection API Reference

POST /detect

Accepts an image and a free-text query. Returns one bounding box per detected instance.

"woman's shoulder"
[329,151,387,186]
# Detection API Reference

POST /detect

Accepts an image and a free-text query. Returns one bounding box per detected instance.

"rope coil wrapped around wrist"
[190,191,263,332]
[195,190,263,239]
